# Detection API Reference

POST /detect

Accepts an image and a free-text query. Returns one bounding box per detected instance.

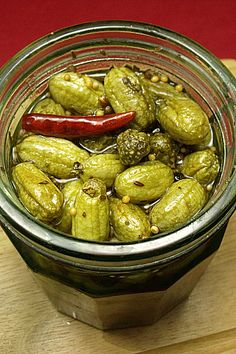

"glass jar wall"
[0,21,236,329]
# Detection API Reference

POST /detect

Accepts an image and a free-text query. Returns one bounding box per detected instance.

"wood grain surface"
[0,59,236,354]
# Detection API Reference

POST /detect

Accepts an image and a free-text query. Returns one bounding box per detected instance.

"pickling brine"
[11,65,219,241]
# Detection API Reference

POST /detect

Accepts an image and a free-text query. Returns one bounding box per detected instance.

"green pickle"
[158,96,211,145]
[180,149,219,186]
[49,71,105,115]
[72,178,110,241]
[150,178,207,232]
[33,97,66,115]
[16,135,90,179]
[12,162,63,223]
[56,179,83,233]
[79,153,125,188]
[114,160,174,203]
[104,66,156,130]
[109,197,151,241]
[12,64,219,239]
[140,74,186,100]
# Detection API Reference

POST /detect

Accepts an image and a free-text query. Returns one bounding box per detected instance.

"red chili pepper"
[21,111,136,138]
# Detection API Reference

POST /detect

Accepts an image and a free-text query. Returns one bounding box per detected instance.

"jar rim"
[1,20,236,261]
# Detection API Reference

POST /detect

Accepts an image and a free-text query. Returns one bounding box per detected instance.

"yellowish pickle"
[79,153,125,188]
[150,178,207,232]
[158,96,211,145]
[48,72,105,115]
[104,66,156,130]
[12,162,63,223]
[16,134,90,179]
[33,97,66,115]
[56,179,83,233]
[109,197,151,242]
[72,178,110,241]
[180,149,220,186]
[114,160,174,203]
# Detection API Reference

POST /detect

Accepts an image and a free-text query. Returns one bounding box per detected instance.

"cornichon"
[104,66,156,130]
[158,96,211,145]
[180,149,219,186]
[12,162,63,222]
[109,197,151,241]
[32,97,67,115]
[79,153,125,188]
[48,71,105,115]
[16,134,90,179]
[150,178,207,232]
[114,160,174,203]
[71,178,110,241]
[140,75,186,100]
[56,179,83,233]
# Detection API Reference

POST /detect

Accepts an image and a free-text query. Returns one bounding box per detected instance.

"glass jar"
[0,21,236,330]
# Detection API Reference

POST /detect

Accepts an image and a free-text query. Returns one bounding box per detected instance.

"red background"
[0,0,236,68]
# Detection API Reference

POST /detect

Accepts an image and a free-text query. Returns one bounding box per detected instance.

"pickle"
[48,72,105,115]
[158,97,211,145]
[79,153,125,188]
[117,129,150,165]
[104,67,156,130]
[79,134,117,153]
[109,197,151,241]
[12,162,63,223]
[180,149,220,186]
[16,135,90,179]
[140,74,186,100]
[72,178,110,241]
[149,132,178,168]
[32,98,66,115]
[114,160,174,203]
[57,179,83,233]
[150,178,207,232]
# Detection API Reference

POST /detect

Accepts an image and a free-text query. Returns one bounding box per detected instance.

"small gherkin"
[12,162,63,223]
[32,98,66,115]
[117,129,150,165]
[158,96,211,145]
[150,178,207,232]
[48,71,105,115]
[180,148,219,186]
[109,197,151,242]
[71,178,110,241]
[104,66,156,130]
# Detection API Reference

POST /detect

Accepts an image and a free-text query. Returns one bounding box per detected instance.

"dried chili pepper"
[21,111,136,138]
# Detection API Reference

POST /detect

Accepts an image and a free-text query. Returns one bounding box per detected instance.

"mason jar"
[0,21,236,329]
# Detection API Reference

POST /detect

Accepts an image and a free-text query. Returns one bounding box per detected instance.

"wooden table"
[1,60,236,354]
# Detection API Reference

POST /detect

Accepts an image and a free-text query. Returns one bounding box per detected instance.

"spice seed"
[96,109,104,116]
[122,195,130,204]
[175,84,183,92]
[148,153,156,161]
[151,75,159,83]
[92,81,99,90]
[151,225,159,234]
[64,74,71,81]
[160,74,169,83]
[70,208,77,216]
[134,181,144,186]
